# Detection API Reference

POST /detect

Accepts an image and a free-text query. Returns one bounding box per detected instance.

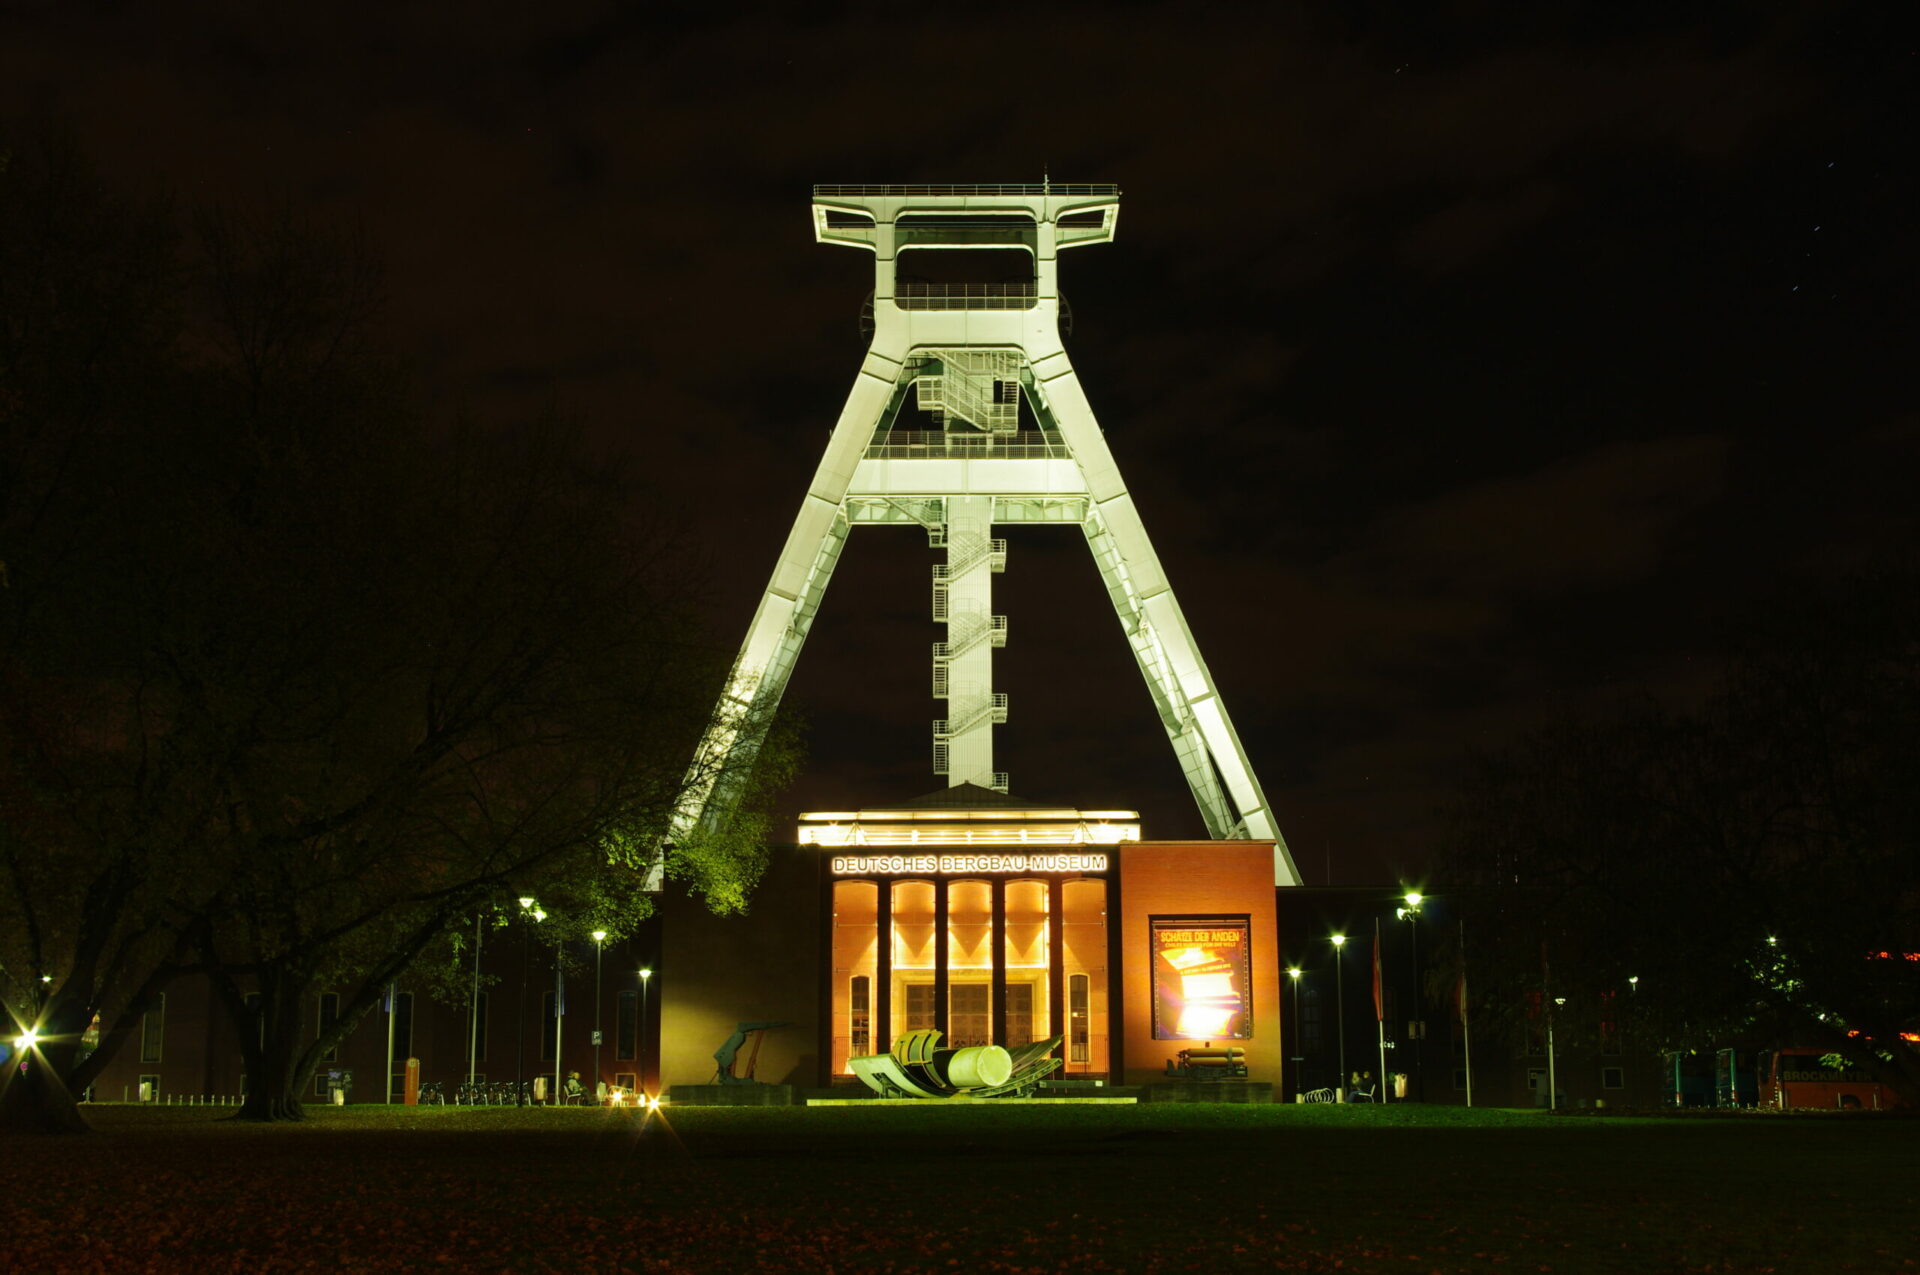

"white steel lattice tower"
[681,183,1302,885]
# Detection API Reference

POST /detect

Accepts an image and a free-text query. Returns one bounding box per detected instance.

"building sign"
[830,852,1109,876]
[1150,916,1253,1041]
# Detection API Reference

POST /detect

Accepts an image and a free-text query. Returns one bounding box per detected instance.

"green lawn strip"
[10,1106,1914,1272]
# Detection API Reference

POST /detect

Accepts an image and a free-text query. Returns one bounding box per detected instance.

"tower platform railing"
[895,283,1037,310]
[866,431,1070,460]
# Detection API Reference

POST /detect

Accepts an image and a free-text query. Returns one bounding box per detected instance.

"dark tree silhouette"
[1438,575,1920,1103]
[0,128,790,1130]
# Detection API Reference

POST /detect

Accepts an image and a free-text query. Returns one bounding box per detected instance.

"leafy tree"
[1438,575,1920,1103]
[0,128,793,1129]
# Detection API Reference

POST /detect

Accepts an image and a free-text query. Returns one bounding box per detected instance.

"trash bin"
[533,1076,548,1104]
[327,1068,354,1105]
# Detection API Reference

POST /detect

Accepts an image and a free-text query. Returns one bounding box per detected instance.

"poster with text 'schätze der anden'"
[1151,916,1252,1040]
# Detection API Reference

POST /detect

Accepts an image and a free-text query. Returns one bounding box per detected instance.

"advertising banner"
[1150,916,1253,1040]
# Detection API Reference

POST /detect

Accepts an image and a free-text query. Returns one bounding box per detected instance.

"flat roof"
[813,183,1118,197]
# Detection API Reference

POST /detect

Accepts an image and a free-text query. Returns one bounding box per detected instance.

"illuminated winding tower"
[685,183,1303,886]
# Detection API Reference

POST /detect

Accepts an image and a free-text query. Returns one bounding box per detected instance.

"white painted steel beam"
[678,184,1300,886]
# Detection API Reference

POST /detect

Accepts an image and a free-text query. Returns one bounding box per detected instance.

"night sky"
[6,2,1909,885]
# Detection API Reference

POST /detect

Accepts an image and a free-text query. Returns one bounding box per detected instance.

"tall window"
[949,984,991,1048]
[1060,879,1107,1073]
[850,976,871,1057]
[616,990,638,1061]
[833,881,879,1072]
[1301,986,1323,1053]
[1599,991,1621,1056]
[1004,879,1050,1046]
[1069,975,1090,1063]
[140,994,166,1063]
[948,880,992,1047]
[318,992,340,1063]
[904,984,936,1033]
[1004,982,1034,1050]
[395,992,415,1060]
[891,881,936,1047]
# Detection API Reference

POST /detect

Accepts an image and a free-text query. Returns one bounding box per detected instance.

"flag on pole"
[1459,917,1475,1108]
[555,965,566,1017]
[1451,971,1468,1025]
[1371,928,1385,1023]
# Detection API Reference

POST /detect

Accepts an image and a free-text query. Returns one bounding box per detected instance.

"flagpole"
[1375,917,1389,1099]
[1460,917,1474,1108]
[384,982,396,1105]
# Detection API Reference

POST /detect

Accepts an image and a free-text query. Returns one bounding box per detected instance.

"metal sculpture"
[849,1029,1064,1099]
[711,1020,791,1084]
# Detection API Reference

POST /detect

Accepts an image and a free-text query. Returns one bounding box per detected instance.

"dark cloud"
[4,0,1909,880]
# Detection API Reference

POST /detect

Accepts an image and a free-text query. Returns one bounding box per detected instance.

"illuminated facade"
[652,784,1285,1094]
[815,791,1122,1079]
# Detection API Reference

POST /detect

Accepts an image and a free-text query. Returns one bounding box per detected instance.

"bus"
[1758,1049,1906,1110]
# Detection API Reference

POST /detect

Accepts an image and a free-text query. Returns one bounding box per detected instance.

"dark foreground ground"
[2,1103,1914,1272]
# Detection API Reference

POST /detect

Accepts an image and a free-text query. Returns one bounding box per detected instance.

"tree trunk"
[207,962,314,1123]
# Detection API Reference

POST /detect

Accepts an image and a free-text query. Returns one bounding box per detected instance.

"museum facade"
[655,784,1283,1094]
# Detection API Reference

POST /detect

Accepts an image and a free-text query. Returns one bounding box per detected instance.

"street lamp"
[1547,995,1566,1111]
[516,897,541,1107]
[1286,967,1303,1100]
[638,966,654,1101]
[467,914,484,1091]
[1330,934,1348,1099]
[1399,890,1425,1102]
[592,931,607,1103]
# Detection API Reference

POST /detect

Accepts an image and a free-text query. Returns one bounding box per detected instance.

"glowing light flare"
[15,1029,40,1050]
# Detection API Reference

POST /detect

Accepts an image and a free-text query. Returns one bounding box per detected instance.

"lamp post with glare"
[638,966,654,1100]
[1286,967,1304,1100]
[1547,995,1565,1110]
[1331,934,1348,1099]
[468,914,484,1090]
[1399,891,1425,1101]
[591,931,607,1101]
[515,897,541,1107]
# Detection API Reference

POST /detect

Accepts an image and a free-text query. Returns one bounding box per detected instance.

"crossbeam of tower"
[674,182,1302,886]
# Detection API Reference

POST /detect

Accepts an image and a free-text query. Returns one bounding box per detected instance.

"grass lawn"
[3,1102,1914,1272]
